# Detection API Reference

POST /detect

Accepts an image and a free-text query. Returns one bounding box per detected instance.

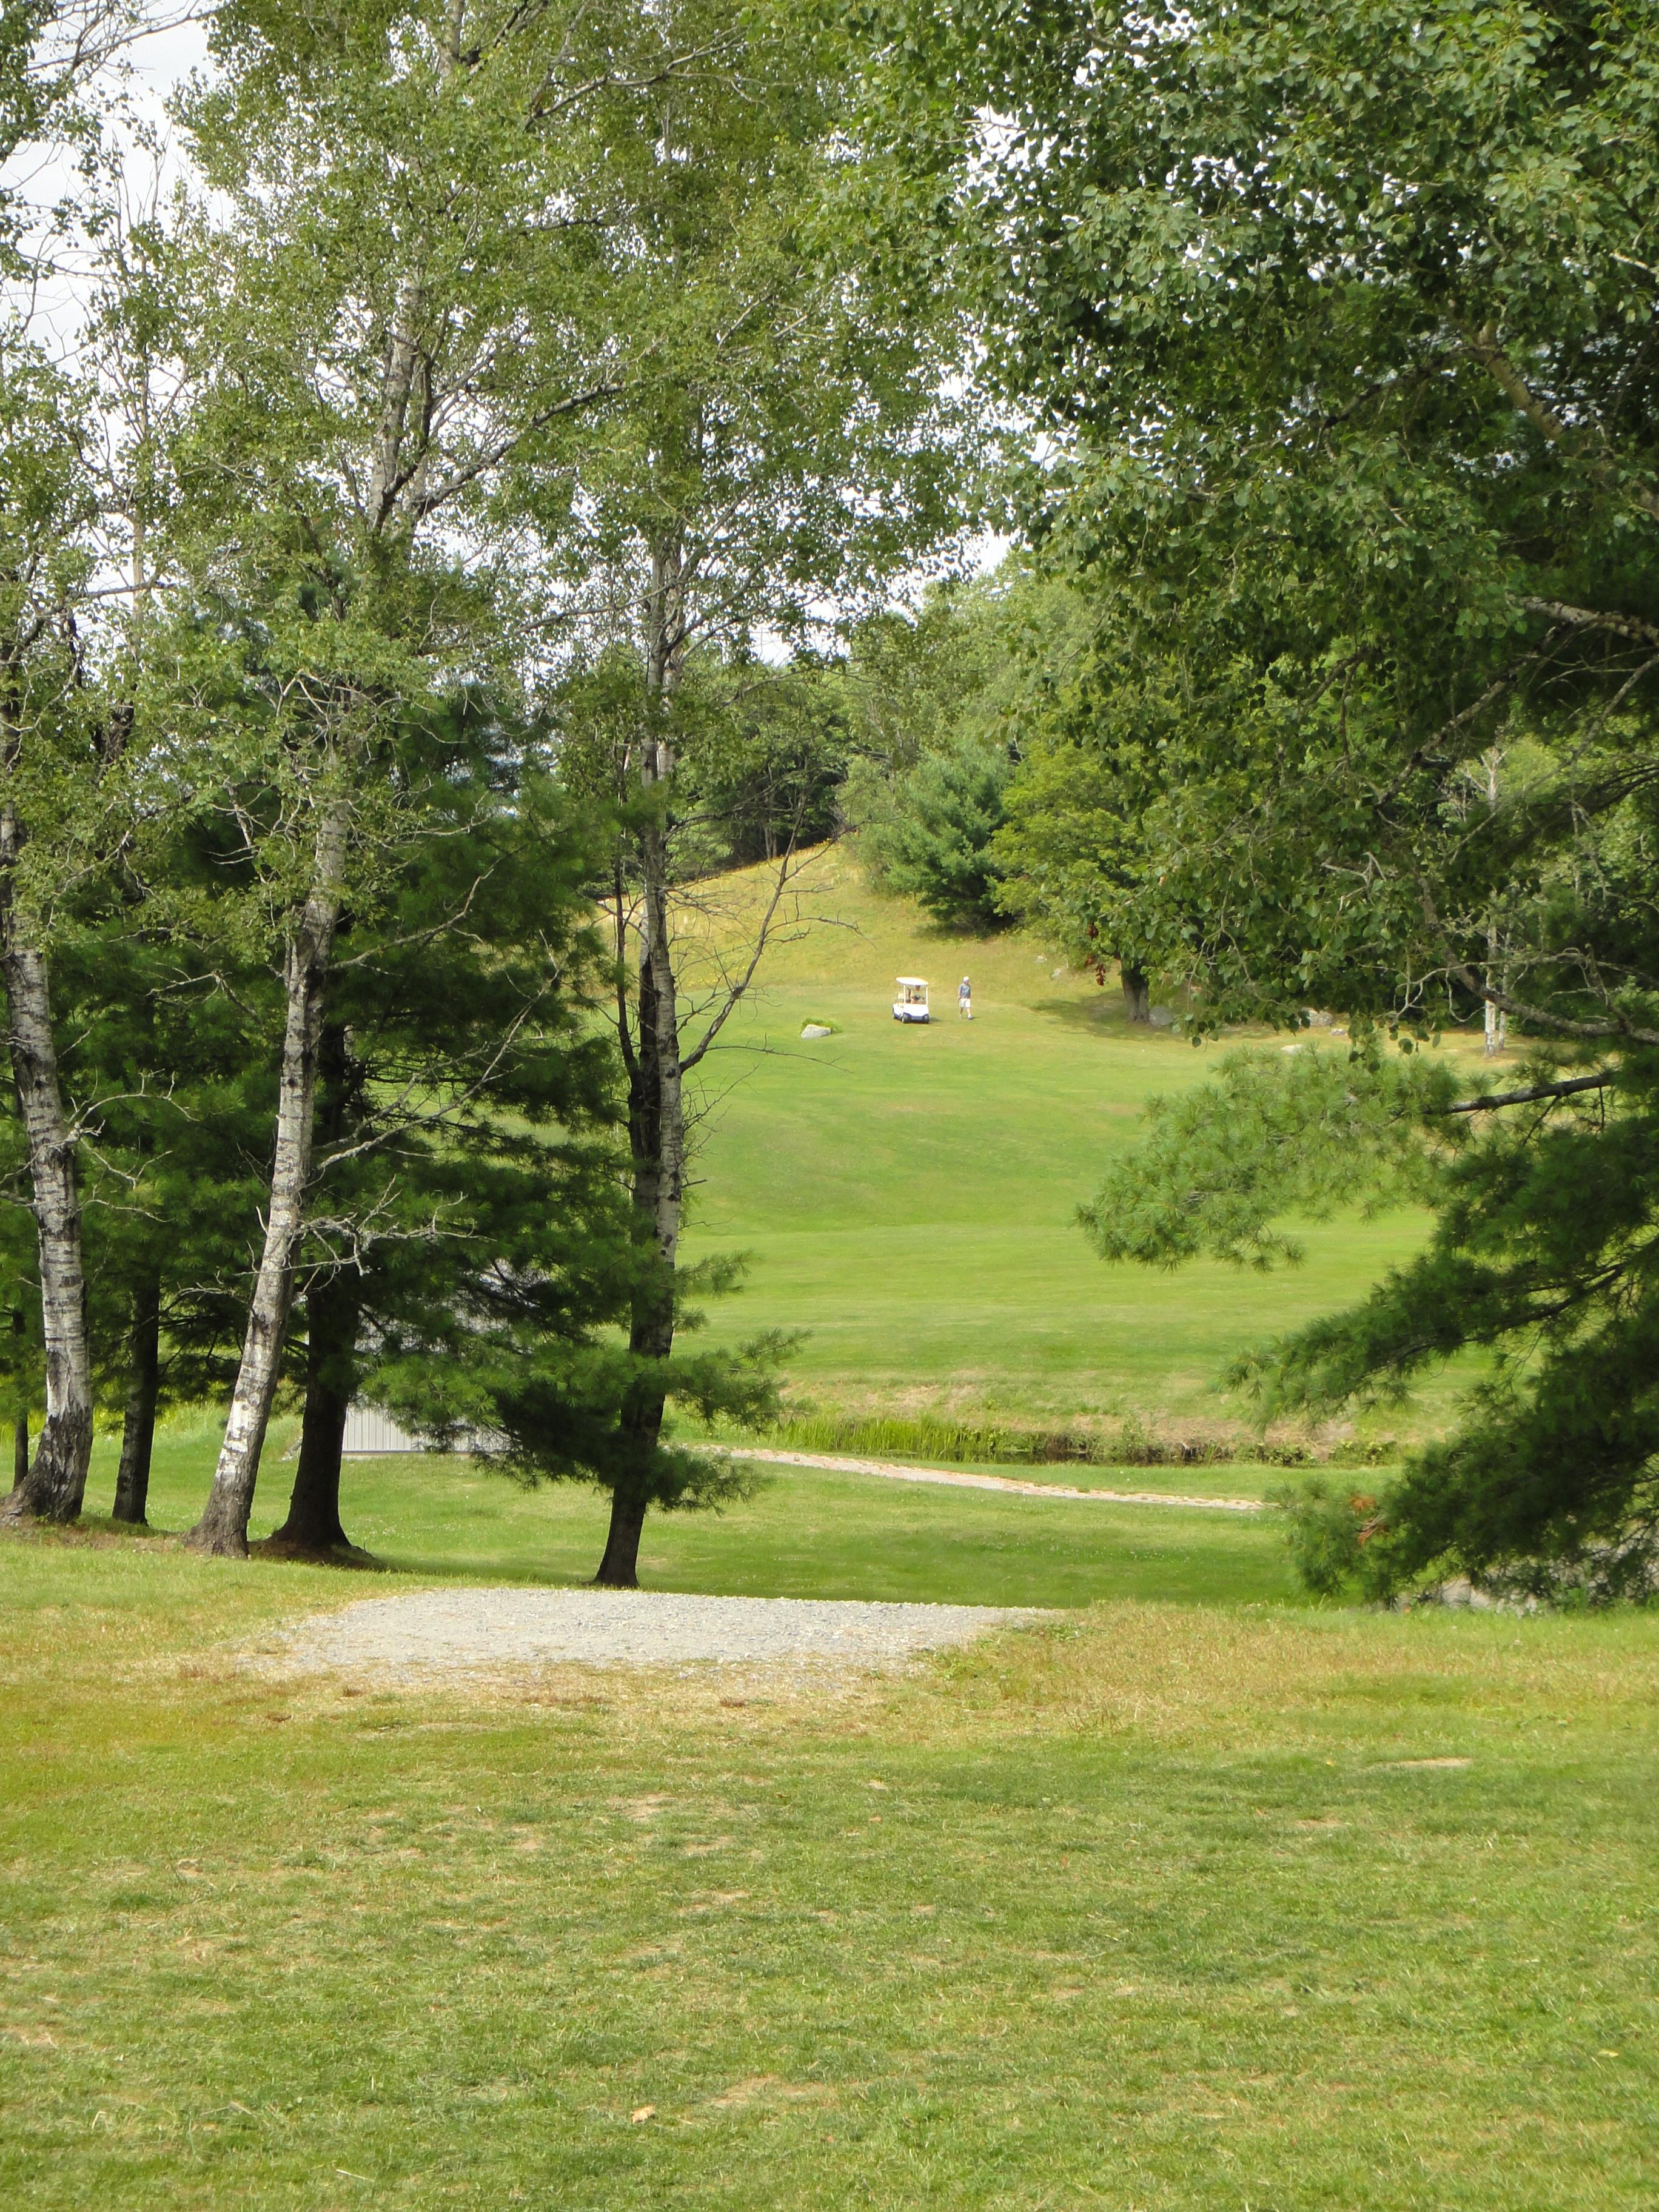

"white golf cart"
[893,976,931,1024]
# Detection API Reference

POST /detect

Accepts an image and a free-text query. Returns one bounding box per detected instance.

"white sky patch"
[6,4,1011,658]
[4,5,210,361]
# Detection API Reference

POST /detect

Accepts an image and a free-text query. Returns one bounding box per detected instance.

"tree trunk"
[265,1263,362,1558]
[111,1273,161,1526]
[593,540,686,1589]
[1482,752,1507,1056]
[8,1301,28,1496]
[1119,962,1151,1024]
[0,818,94,1523]
[188,799,350,1557]
[595,846,683,1589]
[594,1476,651,1590]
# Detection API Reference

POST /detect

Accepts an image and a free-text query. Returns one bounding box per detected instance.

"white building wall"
[339,1404,503,1456]
[340,1404,428,1455]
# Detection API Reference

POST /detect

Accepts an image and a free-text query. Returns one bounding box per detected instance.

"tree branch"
[1519,597,1659,649]
[1441,1072,1615,1114]
[1463,324,1659,526]
[679,838,817,1073]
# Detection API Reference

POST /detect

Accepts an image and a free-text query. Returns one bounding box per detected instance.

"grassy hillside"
[5,864,1643,2212]
[678,850,1483,1444]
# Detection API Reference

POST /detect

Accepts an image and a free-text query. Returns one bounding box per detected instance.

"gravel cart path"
[717,1446,1265,1514]
[277,1587,1042,1678]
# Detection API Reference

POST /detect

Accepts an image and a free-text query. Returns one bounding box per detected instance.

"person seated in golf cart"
[893,976,930,1024]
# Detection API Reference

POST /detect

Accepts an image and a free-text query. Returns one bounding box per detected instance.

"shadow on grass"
[1031,993,1162,1037]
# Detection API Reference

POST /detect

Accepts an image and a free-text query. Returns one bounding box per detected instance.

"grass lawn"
[679,851,1489,1442]
[7,862,1646,2211]
[2,1478,1655,2210]
[79,1415,1304,1610]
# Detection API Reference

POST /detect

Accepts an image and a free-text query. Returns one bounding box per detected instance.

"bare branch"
[679,837,826,1073]
[403,380,624,523]
[1518,597,1659,649]
[1463,325,1659,526]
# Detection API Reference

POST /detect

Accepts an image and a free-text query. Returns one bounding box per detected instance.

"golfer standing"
[958,974,973,1020]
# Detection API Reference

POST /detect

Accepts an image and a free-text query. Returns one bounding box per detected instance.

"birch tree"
[532,0,971,1585]
[0,8,128,1520]
[0,356,104,1521]
[172,0,642,1555]
[257,720,623,1563]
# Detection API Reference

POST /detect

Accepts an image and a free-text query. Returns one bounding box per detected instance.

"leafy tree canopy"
[880,0,1659,1592]
[841,565,1087,928]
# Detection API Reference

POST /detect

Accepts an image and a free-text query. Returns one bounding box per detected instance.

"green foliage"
[840,568,1087,929]
[1265,1475,1381,1599]
[671,655,852,876]
[1247,1058,1659,1593]
[886,0,1659,1037]
[1081,1045,1455,1271]
[1081,1041,1659,1595]
[772,1407,1088,1465]
[850,729,1014,928]
[879,0,1659,1589]
[767,1408,1238,1468]
[521,0,974,649]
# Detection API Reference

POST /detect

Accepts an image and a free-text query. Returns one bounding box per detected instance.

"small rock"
[1149,1007,1174,1028]
[800,1024,832,1039]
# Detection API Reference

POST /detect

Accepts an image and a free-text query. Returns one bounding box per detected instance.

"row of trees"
[0,0,968,1581]
[11,0,1654,1603]
[873,0,1659,1595]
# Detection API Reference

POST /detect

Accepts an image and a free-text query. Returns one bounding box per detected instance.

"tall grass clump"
[761,1410,1402,1470]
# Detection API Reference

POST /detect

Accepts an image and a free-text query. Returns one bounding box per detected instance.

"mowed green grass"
[6,862,1645,2211]
[2,1507,1655,2211]
[679,851,1481,1437]
[87,1413,1302,1610]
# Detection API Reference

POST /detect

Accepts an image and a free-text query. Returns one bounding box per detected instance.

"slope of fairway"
[678,849,1476,1441]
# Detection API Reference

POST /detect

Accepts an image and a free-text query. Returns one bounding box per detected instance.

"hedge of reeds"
[761,1410,1398,1470]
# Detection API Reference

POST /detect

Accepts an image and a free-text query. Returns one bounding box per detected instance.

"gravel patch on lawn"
[273,1586,1042,1679]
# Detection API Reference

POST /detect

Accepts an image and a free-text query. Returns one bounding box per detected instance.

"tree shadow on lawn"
[1030,993,1166,1037]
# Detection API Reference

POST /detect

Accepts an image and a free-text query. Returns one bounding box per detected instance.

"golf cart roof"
[896,976,928,987]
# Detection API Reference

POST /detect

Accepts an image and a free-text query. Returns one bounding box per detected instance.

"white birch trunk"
[187,798,351,1555]
[634,535,687,1276]
[189,165,437,1553]
[0,806,93,1521]
[1483,962,1506,1057]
